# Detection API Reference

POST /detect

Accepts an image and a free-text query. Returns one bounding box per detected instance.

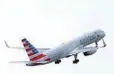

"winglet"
[4,40,10,48]
[4,40,24,49]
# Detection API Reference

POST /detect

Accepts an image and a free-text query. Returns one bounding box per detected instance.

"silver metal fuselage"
[44,29,105,63]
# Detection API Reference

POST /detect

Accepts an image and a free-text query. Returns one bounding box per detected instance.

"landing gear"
[73,59,79,64]
[95,39,106,48]
[55,60,61,64]
[102,39,106,47]
[95,41,98,48]
[73,54,79,64]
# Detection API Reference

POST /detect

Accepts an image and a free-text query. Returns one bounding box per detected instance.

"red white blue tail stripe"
[21,38,47,62]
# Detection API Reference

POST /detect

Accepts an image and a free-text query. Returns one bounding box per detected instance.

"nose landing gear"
[95,39,106,48]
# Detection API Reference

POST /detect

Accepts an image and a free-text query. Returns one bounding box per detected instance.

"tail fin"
[21,38,46,62]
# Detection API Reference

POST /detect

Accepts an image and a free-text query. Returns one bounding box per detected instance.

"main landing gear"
[55,54,79,64]
[73,54,79,64]
[55,60,61,64]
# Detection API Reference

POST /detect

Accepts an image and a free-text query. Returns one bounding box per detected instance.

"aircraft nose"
[99,30,106,38]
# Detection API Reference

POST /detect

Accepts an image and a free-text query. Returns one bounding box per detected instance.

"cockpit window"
[95,32,100,37]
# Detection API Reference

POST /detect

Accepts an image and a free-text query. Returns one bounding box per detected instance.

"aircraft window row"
[80,35,96,44]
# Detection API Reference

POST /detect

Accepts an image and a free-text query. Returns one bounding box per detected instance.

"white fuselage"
[43,29,105,63]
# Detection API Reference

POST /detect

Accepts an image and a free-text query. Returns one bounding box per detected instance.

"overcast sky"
[0,0,114,74]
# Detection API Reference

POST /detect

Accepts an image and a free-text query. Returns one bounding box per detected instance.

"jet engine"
[83,48,97,56]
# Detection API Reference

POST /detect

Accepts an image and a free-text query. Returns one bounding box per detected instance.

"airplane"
[5,29,106,66]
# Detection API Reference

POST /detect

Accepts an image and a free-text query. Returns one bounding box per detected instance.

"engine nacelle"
[83,48,97,56]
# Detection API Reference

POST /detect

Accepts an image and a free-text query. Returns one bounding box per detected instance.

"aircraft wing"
[4,41,50,52]
[69,46,98,55]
